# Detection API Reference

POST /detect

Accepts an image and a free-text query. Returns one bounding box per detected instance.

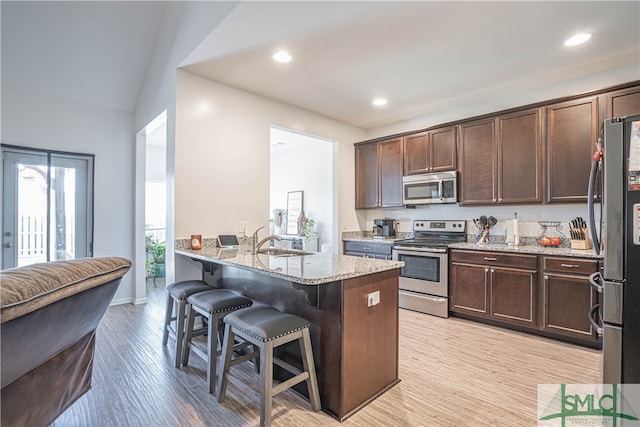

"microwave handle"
[438,179,443,200]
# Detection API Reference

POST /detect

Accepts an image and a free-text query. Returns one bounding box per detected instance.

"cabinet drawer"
[344,241,393,256]
[450,250,537,269]
[543,257,599,275]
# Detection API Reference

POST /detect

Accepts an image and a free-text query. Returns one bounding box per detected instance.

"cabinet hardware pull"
[483,257,498,261]
[560,263,579,268]
[484,268,489,273]
[544,275,549,280]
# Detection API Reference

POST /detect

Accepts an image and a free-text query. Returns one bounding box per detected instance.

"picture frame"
[286,190,303,235]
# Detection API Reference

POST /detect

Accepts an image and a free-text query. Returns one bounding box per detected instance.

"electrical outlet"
[367,290,380,307]
[238,221,248,236]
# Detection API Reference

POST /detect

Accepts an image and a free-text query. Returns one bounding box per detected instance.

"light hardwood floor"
[54,280,602,426]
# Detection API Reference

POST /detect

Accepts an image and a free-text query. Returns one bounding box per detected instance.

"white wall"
[270,133,333,248]
[134,1,239,284]
[174,70,366,256]
[1,85,136,304]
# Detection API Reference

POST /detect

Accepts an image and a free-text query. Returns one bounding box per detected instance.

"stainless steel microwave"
[402,171,458,205]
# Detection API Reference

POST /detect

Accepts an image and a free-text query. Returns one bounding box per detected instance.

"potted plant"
[145,233,166,283]
[151,240,166,278]
[302,219,317,240]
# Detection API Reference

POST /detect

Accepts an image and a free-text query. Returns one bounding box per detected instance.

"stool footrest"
[273,357,302,376]
[272,372,309,397]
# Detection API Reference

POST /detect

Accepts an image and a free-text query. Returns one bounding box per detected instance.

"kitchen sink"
[256,248,314,257]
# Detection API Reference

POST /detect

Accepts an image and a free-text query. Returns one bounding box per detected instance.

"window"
[2,145,94,268]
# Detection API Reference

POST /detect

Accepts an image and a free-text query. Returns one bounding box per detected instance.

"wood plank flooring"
[54,280,601,426]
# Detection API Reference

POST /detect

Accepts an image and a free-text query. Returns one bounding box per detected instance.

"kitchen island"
[176,247,403,421]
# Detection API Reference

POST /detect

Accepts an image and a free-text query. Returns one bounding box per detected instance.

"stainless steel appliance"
[373,218,396,238]
[588,114,640,384]
[402,171,457,206]
[392,220,466,317]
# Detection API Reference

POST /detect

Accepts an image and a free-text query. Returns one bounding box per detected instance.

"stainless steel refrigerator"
[588,113,640,384]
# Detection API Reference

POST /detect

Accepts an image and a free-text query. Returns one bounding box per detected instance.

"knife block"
[571,236,593,250]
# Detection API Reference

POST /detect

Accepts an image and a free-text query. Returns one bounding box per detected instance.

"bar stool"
[181,289,254,393]
[162,280,213,368]
[217,306,321,427]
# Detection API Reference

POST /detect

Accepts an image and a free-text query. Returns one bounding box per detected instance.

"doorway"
[134,111,167,304]
[269,126,336,253]
[1,145,94,268]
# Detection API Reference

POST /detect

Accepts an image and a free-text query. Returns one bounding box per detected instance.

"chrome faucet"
[251,226,282,254]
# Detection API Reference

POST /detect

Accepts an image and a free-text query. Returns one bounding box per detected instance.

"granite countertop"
[448,242,602,259]
[176,248,404,285]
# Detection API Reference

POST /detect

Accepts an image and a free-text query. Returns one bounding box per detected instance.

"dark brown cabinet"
[450,250,538,328]
[450,262,489,317]
[459,118,497,205]
[545,96,599,203]
[450,249,601,347]
[404,126,457,175]
[355,82,639,208]
[460,109,542,205]
[542,256,600,345]
[604,86,640,119]
[355,138,403,209]
[497,109,543,204]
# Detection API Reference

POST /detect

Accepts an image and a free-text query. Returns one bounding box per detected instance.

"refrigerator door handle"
[587,150,602,255]
[588,271,603,293]
[588,304,603,336]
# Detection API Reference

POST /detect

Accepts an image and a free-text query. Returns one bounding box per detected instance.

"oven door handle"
[392,246,447,253]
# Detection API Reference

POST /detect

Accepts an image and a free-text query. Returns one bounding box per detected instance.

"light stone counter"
[448,242,602,259]
[176,247,404,285]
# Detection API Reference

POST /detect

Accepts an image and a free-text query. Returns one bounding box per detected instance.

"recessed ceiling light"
[564,33,592,47]
[272,51,292,63]
[372,98,387,107]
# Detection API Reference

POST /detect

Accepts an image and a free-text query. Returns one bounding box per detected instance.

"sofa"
[1,257,131,427]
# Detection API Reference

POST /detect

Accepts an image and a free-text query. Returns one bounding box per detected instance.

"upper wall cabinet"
[604,86,640,119]
[459,118,497,205]
[545,96,599,203]
[497,109,543,204]
[459,108,542,205]
[355,137,404,209]
[404,126,457,175]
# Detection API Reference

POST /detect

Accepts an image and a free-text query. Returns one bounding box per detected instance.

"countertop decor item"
[538,221,566,247]
[272,209,285,234]
[190,234,202,250]
[286,191,303,235]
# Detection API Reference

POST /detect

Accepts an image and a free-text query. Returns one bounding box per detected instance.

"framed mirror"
[286,191,303,235]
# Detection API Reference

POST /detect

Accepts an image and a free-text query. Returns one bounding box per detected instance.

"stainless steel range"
[392,220,466,317]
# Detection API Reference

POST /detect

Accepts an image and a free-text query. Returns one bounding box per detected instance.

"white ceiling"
[3,1,639,130]
[2,1,167,113]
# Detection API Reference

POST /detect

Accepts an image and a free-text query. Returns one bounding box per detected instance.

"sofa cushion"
[1,257,131,323]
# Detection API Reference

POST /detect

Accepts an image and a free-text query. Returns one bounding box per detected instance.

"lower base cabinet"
[450,250,600,347]
[541,256,600,345]
[450,250,538,327]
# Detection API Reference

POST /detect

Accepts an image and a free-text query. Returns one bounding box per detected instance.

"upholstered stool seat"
[217,306,321,427]
[182,289,253,393]
[162,280,213,368]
